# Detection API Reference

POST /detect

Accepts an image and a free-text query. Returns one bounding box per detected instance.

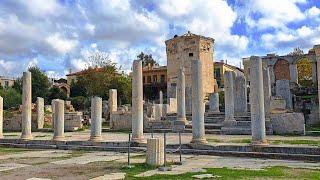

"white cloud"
[18,0,63,17]
[85,23,95,35]
[306,6,320,17]
[45,33,78,54]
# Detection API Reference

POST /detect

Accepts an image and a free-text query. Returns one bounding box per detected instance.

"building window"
[153,75,157,83]
[214,68,221,78]
[147,76,151,83]
[160,75,165,83]
[189,53,193,57]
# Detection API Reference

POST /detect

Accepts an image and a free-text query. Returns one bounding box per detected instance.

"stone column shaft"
[132,60,144,143]
[36,97,44,129]
[21,71,33,140]
[289,64,298,84]
[209,92,220,113]
[191,60,207,144]
[177,67,187,122]
[224,71,236,123]
[249,56,268,145]
[263,67,271,117]
[0,96,3,138]
[109,89,117,113]
[53,99,65,141]
[146,138,164,166]
[90,97,103,141]
[159,91,163,104]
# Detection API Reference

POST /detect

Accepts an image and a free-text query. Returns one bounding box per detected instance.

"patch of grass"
[121,165,320,179]
[207,138,223,143]
[3,111,14,119]
[230,139,251,144]
[270,139,320,146]
[0,147,30,155]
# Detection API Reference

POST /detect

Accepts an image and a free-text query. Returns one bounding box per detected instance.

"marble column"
[191,60,207,144]
[176,67,187,124]
[53,99,65,141]
[249,56,268,145]
[263,67,271,117]
[312,62,317,85]
[21,71,33,140]
[314,45,320,122]
[109,89,117,113]
[90,97,103,142]
[159,91,163,104]
[0,96,3,138]
[36,97,44,129]
[224,71,236,124]
[132,60,144,143]
[209,92,220,113]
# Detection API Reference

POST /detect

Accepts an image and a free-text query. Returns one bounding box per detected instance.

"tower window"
[189,53,193,57]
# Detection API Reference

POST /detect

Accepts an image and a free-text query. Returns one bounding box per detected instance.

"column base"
[208,110,220,113]
[20,134,33,140]
[223,119,237,126]
[53,136,66,141]
[173,118,188,132]
[250,140,269,146]
[89,136,103,142]
[190,137,208,145]
[131,137,146,144]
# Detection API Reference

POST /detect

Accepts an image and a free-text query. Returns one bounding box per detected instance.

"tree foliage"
[137,52,158,67]
[288,47,304,56]
[0,88,22,109]
[297,57,312,86]
[47,86,67,102]
[28,66,50,102]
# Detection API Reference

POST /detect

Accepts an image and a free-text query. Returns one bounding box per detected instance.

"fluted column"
[249,56,268,145]
[21,71,33,140]
[176,67,187,123]
[0,96,3,138]
[191,60,207,144]
[224,71,236,125]
[132,60,144,143]
[36,97,44,129]
[90,97,103,142]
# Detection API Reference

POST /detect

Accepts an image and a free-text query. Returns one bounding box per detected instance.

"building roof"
[143,65,167,72]
[165,31,215,43]
[214,61,244,73]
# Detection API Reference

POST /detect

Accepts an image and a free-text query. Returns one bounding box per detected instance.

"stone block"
[110,112,132,130]
[270,113,305,135]
[275,80,292,109]
[270,97,287,114]
[146,138,164,166]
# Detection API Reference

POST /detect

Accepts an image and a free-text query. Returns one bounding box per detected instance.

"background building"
[214,61,244,90]
[142,64,167,101]
[0,76,15,88]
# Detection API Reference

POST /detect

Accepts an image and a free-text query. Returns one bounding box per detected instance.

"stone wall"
[270,112,305,135]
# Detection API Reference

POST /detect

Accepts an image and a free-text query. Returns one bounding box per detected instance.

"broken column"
[36,97,44,129]
[109,89,117,113]
[159,91,163,104]
[90,97,103,142]
[146,138,164,166]
[191,60,207,144]
[21,71,33,140]
[132,60,144,143]
[175,67,187,129]
[224,71,236,125]
[249,56,268,145]
[289,63,298,84]
[53,99,65,141]
[234,75,247,115]
[0,96,3,138]
[209,92,220,113]
[275,80,292,109]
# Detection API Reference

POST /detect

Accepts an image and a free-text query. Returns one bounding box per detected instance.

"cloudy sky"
[0,0,319,78]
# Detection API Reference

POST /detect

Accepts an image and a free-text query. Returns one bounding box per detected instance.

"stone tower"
[165,31,216,112]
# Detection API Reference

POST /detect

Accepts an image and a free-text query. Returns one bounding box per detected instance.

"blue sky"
[0,0,319,78]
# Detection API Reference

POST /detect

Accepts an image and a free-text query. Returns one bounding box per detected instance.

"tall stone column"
[234,75,247,115]
[36,97,44,129]
[159,91,163,104]
[263,67,271,117]
[90,97,103,142]
[0,96,3,138]
[109,89,117,113]
[209,92,219,113]
[132,60,144,143]
[224,71,236,124]
[249,56,268,145]
[53,99,65,141]
[21,71,33,140]
[191,60,207,144]
[315,45,320,121]
[176,67,187,124]
[312,62,317,84]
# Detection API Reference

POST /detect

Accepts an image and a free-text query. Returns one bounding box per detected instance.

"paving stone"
[192,174,220,179]
[27,178,51,180]
[0,150,70,160]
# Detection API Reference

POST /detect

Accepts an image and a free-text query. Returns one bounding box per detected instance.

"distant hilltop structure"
[0,76,15,88]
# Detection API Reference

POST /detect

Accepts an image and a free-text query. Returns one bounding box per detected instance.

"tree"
[0,88,22,109]
[297,57,312,86]
[137,52,158,67]
[108,74,132,105]
[47,86,67,102]
[12,66,50,102]
[288,47,304,56]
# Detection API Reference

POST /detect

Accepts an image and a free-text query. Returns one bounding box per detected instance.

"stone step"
[220,127,252,135]
[185,123,223,130]
[184,128,221,134]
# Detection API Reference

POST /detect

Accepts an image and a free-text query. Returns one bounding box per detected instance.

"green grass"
[121,165,320,179]
[0,147,30,155]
